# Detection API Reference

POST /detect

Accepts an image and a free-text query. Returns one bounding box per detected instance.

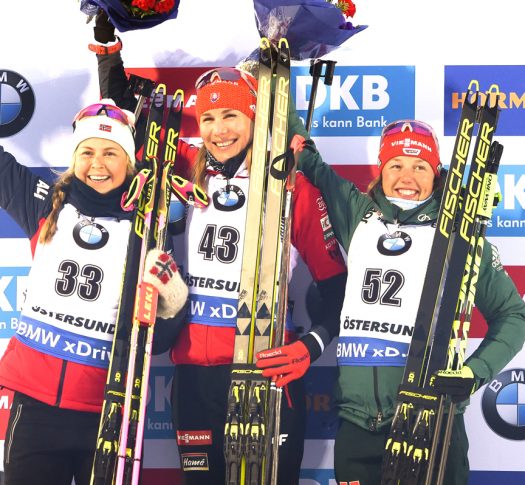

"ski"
[432,139,503,485]
[90,81,163,485]
[115,87,185,485]
[91,84,187,485]
[224,37,293,485]
[224,36,273,485]
[381,83,501,485]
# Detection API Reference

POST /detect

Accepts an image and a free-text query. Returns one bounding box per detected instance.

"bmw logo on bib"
[377,231,412,256]
[212,184,246,212]
[73,220,110,250]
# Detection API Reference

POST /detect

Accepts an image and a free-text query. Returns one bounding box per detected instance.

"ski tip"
[486,84,501,109]
[278,37,290,49]
[260,37,271,49]
[154,83,167,96]
[467,79,480,93]
[170,89,184,111]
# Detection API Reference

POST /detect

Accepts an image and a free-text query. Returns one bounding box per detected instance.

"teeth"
[89,175,110,181]
[398,189,416,196]
[216,140,234,148]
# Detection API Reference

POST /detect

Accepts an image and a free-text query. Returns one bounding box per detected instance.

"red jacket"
[0,147,136,412]
[171,144,346,366]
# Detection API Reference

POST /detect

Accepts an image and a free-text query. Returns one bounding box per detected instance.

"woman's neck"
[206,146,249,179]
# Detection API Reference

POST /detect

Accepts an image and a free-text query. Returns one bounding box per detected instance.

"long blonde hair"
[192,145,253,190]
[39,154,134,244]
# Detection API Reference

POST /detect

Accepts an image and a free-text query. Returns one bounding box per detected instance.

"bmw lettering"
[212,184,246,212]
[377,231,412,256]
[482,368,525,440]
[73,220,110,250]
[0,70,35,137]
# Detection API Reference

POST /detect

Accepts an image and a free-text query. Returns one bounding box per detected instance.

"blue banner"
[292,65,415,137]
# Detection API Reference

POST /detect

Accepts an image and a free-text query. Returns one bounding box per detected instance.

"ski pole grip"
[305,60,337,133]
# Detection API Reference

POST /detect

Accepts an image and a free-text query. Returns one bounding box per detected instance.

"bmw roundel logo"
[212,184,246,212]
[482,368,525,440]
[0,70,35,137]
[73,220,109,250]
[377,231,412,256]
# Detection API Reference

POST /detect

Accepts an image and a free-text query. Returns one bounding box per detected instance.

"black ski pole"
[305,59,336,132]
[127,74,156,120]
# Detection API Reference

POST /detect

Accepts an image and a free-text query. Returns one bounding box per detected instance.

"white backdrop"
[1,1,525,484]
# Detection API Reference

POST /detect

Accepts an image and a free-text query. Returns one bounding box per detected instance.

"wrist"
[88,37,123,56]
[300,333,322,362]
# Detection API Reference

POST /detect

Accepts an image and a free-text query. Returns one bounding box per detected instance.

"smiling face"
[381,156,435,201]
[73,138,130,193]
[199,108,254,163]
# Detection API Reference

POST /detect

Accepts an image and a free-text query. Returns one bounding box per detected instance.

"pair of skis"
[224,37,295,485]
[381,82,502,485]
[90,84,202,485]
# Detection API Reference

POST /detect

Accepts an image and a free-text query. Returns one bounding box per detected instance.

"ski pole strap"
[397,384,440,409]
[269,149,295,180]
[169,175,209,209]
[121,168,151,210]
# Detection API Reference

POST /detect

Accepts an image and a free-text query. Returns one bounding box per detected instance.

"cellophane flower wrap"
[253,0,367,60]
[80,0,180,32]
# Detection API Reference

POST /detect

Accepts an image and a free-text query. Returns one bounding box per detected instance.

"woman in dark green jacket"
[257,119,525,485]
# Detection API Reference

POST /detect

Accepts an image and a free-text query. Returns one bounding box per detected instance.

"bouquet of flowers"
[252,0,367,60]
[80,0,180,32]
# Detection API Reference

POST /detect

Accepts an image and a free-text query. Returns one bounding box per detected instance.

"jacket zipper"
[5,401,22,465]
[54,360,68,406]
[369,366,383,431]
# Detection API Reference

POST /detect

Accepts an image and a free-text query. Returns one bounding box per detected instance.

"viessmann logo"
[177,430,212,446]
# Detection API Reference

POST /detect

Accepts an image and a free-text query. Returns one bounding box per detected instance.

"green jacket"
[295,131,525,431]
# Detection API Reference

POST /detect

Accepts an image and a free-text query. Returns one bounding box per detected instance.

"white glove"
[143,249,188,319]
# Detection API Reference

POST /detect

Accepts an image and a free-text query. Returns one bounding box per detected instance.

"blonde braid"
[39,168,75,244]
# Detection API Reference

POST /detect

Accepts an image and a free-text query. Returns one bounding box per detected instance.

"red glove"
[255,340,311,388]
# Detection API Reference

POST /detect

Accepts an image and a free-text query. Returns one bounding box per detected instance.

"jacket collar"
[371,185,441,225]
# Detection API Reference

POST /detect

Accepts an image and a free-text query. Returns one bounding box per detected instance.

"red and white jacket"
[170,143,347,366]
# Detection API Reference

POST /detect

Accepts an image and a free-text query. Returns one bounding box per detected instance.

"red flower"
[129,0,175,16]
[131,0,155,11]
[154,0,175,13]
[339,0,356,17]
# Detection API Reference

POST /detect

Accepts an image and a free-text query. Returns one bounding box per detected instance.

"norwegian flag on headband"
[80,0,180,32]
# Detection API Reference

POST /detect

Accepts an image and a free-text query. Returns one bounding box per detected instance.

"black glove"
[93,9,116,43]
[433,366,477,403]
